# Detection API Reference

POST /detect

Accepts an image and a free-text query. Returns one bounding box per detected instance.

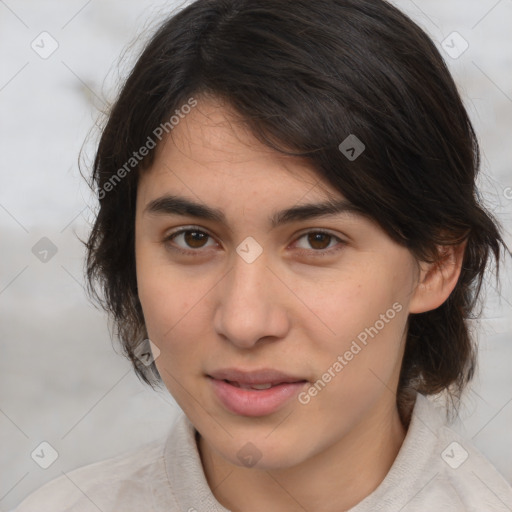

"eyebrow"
[143,194,363,229]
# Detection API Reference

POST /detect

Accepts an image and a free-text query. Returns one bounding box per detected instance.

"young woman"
[14,0,512,510]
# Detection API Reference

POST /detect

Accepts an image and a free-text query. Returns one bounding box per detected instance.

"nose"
[213,251,290,349]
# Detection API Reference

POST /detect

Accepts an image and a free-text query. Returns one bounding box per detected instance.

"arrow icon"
[31,441,59,468]
[441,32,468,59]
[135,339,160,366]
[236,237,262,263]
[31,31,59,60]
[237,441,262,467]
[32,237,58,262]
[339,134,365,161]
[441,441,468,469]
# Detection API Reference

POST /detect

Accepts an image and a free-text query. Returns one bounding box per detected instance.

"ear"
[409,242,467,314]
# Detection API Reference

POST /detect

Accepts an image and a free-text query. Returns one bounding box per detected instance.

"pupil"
[185,231,207,248]
[309,233,330,250]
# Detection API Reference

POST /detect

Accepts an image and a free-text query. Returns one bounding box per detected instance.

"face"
[135,96,420,470]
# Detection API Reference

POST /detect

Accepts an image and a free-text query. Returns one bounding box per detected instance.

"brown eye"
[307,232,332,250]
[183,230,209,248]
[293,230,345,256]
[164,228,217,253]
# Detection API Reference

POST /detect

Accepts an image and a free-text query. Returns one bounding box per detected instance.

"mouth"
[207,367,308,387]
[207,368,309,416]
[220,380,306,390]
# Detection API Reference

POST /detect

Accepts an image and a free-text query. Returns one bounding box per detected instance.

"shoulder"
[12,433,174,512]
[352,393,512,511]
[406,394,512,511]
[430,414,512,510]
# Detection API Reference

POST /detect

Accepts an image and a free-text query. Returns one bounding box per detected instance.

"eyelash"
[162,226,346,257]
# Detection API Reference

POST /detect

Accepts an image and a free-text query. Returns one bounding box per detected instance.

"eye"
[163,227,345,257]
[293,230,345,255]
[163,227,217,255]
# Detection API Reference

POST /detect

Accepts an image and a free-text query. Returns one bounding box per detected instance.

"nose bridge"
[213,247,288,347]
[224,249,272,316]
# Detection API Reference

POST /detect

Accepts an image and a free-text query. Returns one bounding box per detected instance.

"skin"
[134,95,465,512]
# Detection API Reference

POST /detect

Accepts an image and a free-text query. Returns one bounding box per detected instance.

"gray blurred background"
[1,0,511,509]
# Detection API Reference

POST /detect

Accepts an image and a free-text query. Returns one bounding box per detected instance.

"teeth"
[232,382,273,390]
[250,383,273,390]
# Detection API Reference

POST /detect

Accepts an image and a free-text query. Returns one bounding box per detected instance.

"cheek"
[298,257,411,385]
[135,247,216,370]
[295,282,409,427]
[138,273,202,349]
[299,263,407,343]
[137,265,210,406]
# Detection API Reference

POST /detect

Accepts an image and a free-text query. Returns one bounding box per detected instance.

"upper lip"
[207,368,308,386]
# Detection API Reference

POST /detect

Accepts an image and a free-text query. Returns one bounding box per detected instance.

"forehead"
[137,96,341,207]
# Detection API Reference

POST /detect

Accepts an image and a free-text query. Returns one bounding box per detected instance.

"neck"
[198,398,408,512]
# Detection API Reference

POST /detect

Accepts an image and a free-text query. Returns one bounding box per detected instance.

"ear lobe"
[409,242,467,314]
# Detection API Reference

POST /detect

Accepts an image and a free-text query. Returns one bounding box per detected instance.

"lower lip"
[209,377,307,417]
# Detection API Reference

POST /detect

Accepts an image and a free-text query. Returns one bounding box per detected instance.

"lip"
[208,368,307,386]
[207,368,308,417]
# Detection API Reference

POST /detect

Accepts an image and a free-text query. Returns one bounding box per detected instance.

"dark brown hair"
[82,0,507,420]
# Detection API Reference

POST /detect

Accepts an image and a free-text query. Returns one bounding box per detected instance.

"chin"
[216,435,311,471]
